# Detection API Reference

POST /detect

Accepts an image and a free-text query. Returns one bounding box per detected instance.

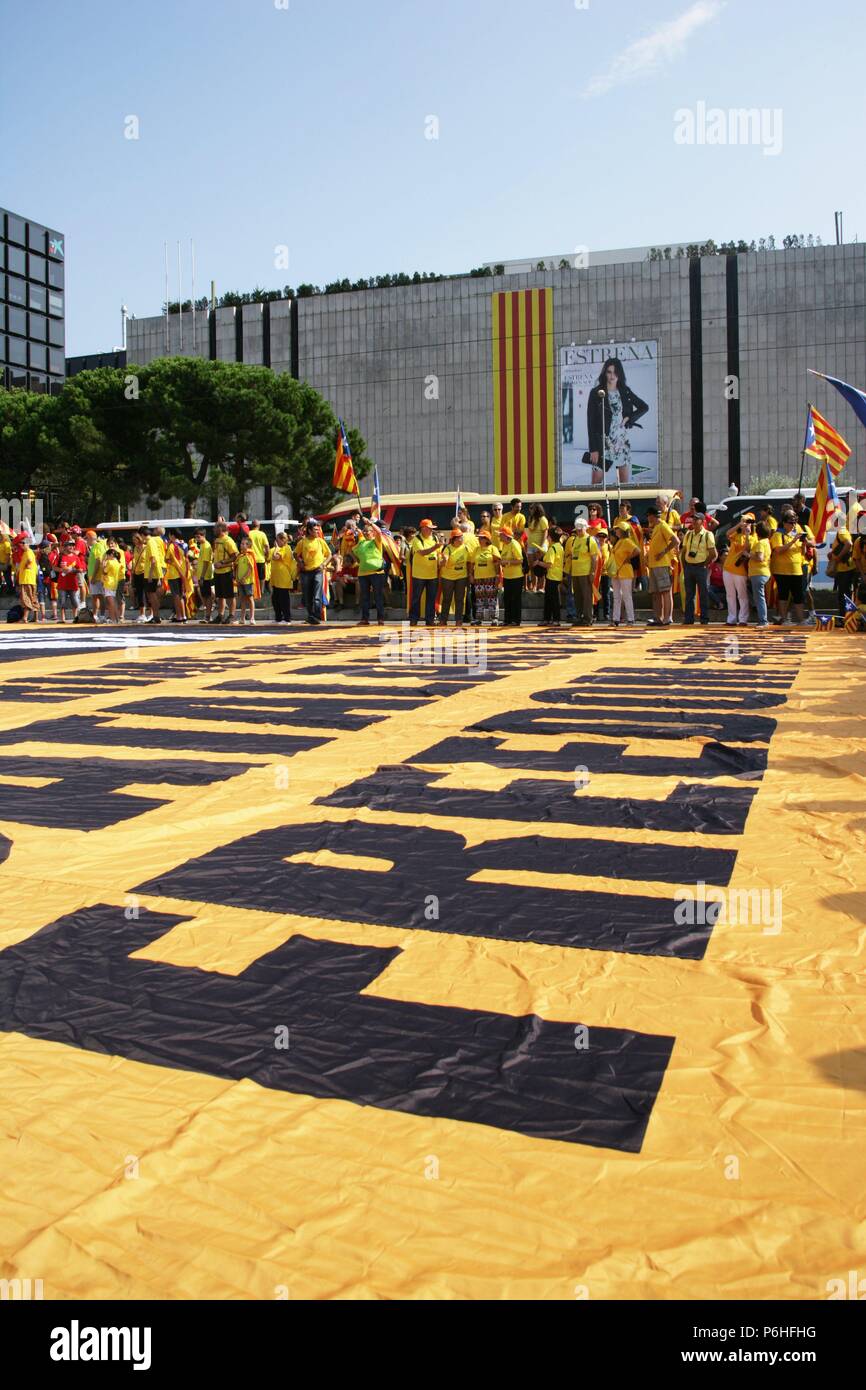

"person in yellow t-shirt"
[747,524,773,627]
[235,536,259,626]
[0,531,13,597]
[438,527,470,626]
[525,503,550,592]
[211,522,239,625]
[100,546,124,624]
[567,518,600,626]
[16,542,39,621]
[542,526,565,625]
[294,520,333,625]
[828,524,857,616]
[657,493,682,531]
[138,525,167,625]
[247,520,270,593]
[680,512,717,626]
[645,507,678,626]
[458,522,480,622]
[609,521,641,625]
[456,506,475,534]
[770,512,812,625]
[270,530,298,623]
[489,502,506,549]
[193,529,215,623]
[722,514,753,626]
[501,498,526,540]
[470,529,502,626]
[498,526,525,626]
[408,518,440,626]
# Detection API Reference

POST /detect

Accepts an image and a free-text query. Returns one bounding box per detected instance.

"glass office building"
[0,206,66,394]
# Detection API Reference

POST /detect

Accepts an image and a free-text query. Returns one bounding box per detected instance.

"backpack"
[74,607,96,624]
[6,604,24,623]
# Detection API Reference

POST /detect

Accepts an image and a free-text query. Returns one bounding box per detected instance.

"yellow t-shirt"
[544,541,564,582]
[459,517,475,533]
[663,507,682,530]
[499,539,524,580]
[647,521,676,568]
[440,543,470,580]
[502,510,526,537]
[472,544,501,579]
[489,517,506,547]
[248,528,269,563]
[165,543,186,581]
[17,547,37,586]
[681,528,716,565]
[830,528,857,572]
[770,528,810,576]
[101,555,123,590]
[567,534,599,577]
[0,538,12,566]
[612,537,640,579]
[144,535,166,580]
[409,535,440,580]
[213,534,239,574]
[132,544,147,576]
[461,532,479,560]
[270,544,298,589]
[746,537,772,578]
[236,553,256,585]
[295,537,331,572]
[526,519,549,550]
[196,540,214,581]
[723,532,750,575]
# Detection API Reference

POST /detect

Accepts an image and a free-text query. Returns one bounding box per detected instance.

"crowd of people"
[2,493,865,631]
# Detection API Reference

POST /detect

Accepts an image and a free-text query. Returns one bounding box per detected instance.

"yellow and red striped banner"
[492,289,555,495]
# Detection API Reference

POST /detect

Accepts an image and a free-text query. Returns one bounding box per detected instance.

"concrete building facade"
[125,243,866,513]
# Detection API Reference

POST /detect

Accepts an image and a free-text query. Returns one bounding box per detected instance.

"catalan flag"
[803,404,851,476]
[492,288,556,494]
[333,420,360,496]
[370,466,381,522]
[809,459,841,543]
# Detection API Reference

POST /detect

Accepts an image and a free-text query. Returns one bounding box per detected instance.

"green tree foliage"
[745,472,802,494]
[0,359,372,524]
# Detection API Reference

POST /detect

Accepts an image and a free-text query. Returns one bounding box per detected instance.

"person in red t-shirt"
[56,541,84,622]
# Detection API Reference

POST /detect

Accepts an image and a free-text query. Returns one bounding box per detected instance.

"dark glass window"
[48,261,64,289]
[8,306,27,336]
[7,215,26,245]
[29,312,47,341]
[0,243,4,269]
[7,246,26,276]
[9,336,27,366]
[28,253,47,283]
[29,284,47,313]
[10,368,28,389]
[27,223,47,253]
[48,290,63,317]
[49,377,64,396]
[8,276,27,306]
[0,274,4,300]
[49,347,65,375]
[29,342,47,371]
[48,317,64,346]
[29,373,48,393]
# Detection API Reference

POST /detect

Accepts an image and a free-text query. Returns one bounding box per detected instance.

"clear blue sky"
[4,0,864,354]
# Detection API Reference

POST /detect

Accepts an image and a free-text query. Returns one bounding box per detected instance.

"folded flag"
[809,460,841,544]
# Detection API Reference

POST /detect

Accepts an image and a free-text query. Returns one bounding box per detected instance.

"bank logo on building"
[49,236,64,258]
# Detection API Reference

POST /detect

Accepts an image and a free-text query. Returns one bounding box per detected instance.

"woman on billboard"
[587,358,649,486]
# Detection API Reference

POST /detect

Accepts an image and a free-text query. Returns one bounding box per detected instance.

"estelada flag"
[804,404,851,476]
[809,458,842,543]
[333,420,360,496]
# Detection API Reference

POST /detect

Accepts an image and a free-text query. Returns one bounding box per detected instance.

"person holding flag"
[352,518,387,626]
[236,535,263,625]
[165,529,194,623]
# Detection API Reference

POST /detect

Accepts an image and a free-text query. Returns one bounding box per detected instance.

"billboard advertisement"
[561,340,660,487]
